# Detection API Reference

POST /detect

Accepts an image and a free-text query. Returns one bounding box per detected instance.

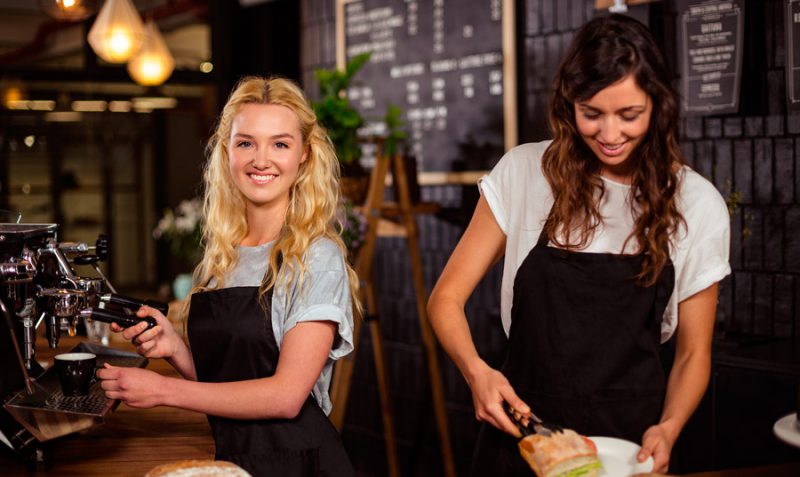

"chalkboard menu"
[677,0,744,116]
[337,0,515,173]
[788,0,800,111]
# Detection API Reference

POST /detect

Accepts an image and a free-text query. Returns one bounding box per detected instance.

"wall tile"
[753,273,773,335]
[745,117,764,137]
[796,139,800,203]
[320,21,336,65]
[694,140,714,180]
[773,0,786,69]
[301,22,320,68]
[724,117,743,137]
[753,139,773,205]
[775,138,794,204]
[788,114,800,135]
[526,0,542,35]
[733,139,753,203]
[705,118,722,138]
[773,274,794,338]
[682,141,695,169]
[541,0,555,34]
[732,272,753,334]
[556,0,570,32]
[685,116,704,139]
[545,34,563,79]
[796,278,800,337]
[765,114,785,137]
[585,0,595,25]
[764,207,783,270]
[730,205,744,269]
[526,37,547,92]
[767,71,786,116]
[570,0,586,29]
[561,32,574,56]
[714,140,733,192]
[742,207,763,270]
[785,207,800,273]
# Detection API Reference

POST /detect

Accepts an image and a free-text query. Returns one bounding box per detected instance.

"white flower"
[153,197,203,263]
[175,216,195,233]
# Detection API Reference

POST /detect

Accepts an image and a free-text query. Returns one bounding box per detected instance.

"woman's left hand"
[637,422,675,473]
[97,363,166,408]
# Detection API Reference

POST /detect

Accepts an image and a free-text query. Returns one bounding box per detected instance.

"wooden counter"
[1,334,214,476]
[2,334,798,475]
[681,462,800,476]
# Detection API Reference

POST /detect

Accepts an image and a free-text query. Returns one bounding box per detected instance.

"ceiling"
[0,0,212,100]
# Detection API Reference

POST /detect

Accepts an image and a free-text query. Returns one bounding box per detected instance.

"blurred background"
[1,1,800,476]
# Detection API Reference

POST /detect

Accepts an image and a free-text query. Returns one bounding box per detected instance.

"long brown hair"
[542,14,685,286]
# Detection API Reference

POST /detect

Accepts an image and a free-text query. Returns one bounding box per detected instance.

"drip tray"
[3,341,148,442]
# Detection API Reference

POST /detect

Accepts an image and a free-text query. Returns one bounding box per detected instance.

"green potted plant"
[313,53,411,205]
[313,52,371,202]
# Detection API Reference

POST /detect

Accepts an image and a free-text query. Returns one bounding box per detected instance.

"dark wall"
[301,0,800,475]
[211,0,301,110]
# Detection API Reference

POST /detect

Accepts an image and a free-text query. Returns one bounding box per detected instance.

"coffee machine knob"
[95,235,109,261]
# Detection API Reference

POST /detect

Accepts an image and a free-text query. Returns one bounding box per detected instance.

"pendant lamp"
[127,20,175,86]
[87,0,146,63]
[39,0,97,21]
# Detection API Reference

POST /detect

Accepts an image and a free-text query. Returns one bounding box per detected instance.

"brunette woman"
[99,77,359,476]
[428,14,730,475]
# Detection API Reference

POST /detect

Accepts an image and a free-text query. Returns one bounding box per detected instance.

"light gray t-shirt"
[221,237,354,415]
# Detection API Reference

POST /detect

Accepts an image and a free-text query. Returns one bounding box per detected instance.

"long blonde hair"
[190,76,361,317]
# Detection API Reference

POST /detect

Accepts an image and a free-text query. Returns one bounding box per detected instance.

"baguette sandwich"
[518,429,601,477]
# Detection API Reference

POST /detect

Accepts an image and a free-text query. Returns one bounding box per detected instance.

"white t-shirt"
[219,237,354,415]
[479,141,731,343]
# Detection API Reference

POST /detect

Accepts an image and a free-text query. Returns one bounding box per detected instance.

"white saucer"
[773,413,800,448]
[589,436,654,476]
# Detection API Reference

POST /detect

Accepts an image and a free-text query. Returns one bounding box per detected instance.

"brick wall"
[301,0,800,474]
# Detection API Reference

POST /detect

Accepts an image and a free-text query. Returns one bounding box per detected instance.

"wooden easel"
[329,144,456,477]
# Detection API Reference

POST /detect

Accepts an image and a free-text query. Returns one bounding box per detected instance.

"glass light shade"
[127,21,175,87]
[39,0,97,21]
[87,0,145,63]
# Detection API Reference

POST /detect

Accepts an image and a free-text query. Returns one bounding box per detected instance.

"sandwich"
[518,429,601,477]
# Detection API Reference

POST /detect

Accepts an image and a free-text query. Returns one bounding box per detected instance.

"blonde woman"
[99,77,359,476]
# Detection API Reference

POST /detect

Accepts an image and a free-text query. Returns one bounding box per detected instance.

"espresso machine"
[0,223,163,469]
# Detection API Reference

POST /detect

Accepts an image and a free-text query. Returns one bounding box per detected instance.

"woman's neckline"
[599,174,632,188]
[238,240,274,250]
[598,164,688,188]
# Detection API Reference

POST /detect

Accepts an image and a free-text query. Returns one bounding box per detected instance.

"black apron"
[188,285,353,476]
[471,225,675,476]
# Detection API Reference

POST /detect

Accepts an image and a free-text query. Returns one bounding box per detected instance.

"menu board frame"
[788,0,800,111]
[677,0,745,116]
[335,0,517,176]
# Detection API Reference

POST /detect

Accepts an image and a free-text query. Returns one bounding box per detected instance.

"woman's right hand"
[467,359,530,438]
[110,305,183,359]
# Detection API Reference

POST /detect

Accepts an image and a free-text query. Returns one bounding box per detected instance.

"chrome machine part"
[75,278,104,308]
[0,223,122,467]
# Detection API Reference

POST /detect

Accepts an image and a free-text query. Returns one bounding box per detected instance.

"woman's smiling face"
[228,103,307,211]
[574,74,652,184]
